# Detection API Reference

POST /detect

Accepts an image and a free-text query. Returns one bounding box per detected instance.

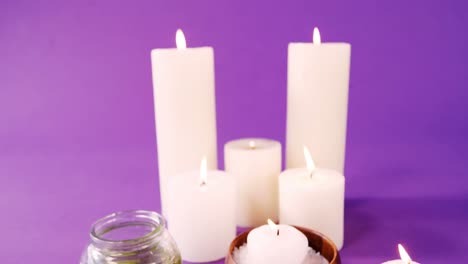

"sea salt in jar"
[80,210,181,264]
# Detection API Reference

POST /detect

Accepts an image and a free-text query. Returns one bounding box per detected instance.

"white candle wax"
[246,223,309,264]
[151,30,218,215]
[382,261,420,264]
[224,138,281,227]
[279,167,345,250]
[166,164,236,262]
[286,29,351,174]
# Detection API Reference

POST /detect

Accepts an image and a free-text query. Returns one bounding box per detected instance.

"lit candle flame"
[176,29,187,49]
[249,141,256,149]
[303,146,316,175]
[267,219,279,236]
[313,27,321,44]
[398,244,413,264]
[200,156,207,187]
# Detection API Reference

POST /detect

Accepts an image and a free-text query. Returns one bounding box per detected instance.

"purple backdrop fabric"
[1,0,467,263]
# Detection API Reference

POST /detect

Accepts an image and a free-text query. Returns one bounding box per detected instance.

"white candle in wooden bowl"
[224,138,281,227]
[246,220,310,264]
[151,29,218,215]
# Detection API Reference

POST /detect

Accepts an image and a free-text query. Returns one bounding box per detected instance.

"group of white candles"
[150,29,417,263]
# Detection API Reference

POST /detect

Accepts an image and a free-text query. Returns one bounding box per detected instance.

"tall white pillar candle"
[166,158,236,262]
[151,30,217,214]
[246,220,309,264]
[279,147,345,249]
[382,244,420,264]
[286,28,351,174]
[224,138,281,227]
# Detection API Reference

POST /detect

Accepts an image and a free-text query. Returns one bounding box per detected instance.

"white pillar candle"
[246,220,309,263]
[286,27,351,174]
[224,138,281,227]
[166,158,236,262]
[279,147,345,250]
[382,244,420,264]
[151,29,218,215]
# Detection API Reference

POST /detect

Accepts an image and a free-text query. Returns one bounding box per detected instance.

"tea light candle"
[166,157,236,262]
[279,146,345,250]
[151,29,218,215]
[382,244,420,264]
[246,220,310,263]
[224,138,281,227]
[286,27,351,174]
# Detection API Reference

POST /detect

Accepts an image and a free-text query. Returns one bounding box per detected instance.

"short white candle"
[166,157,236,262]
[286,27,351,174]
[382,244,420,264]
[151,29,218,215]
[246,220,310,263]
[279,146,345,249]
[224,138,281,227]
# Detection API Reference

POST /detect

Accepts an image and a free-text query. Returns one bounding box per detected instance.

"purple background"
[1,0,467,263]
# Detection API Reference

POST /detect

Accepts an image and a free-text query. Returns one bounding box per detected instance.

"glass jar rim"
[90,210,166,249]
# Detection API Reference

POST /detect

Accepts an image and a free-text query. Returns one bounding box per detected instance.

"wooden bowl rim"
[226,225,340,264]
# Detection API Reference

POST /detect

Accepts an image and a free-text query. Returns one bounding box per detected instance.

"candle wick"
[276,229,279,236]
[200,181,207,188]
[309,171,314,179]
[248,141,256,150]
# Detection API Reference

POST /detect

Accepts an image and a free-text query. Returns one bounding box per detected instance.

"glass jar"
[80,210,181,264]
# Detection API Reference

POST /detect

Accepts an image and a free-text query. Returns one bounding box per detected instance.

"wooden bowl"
[225,226,340,264]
